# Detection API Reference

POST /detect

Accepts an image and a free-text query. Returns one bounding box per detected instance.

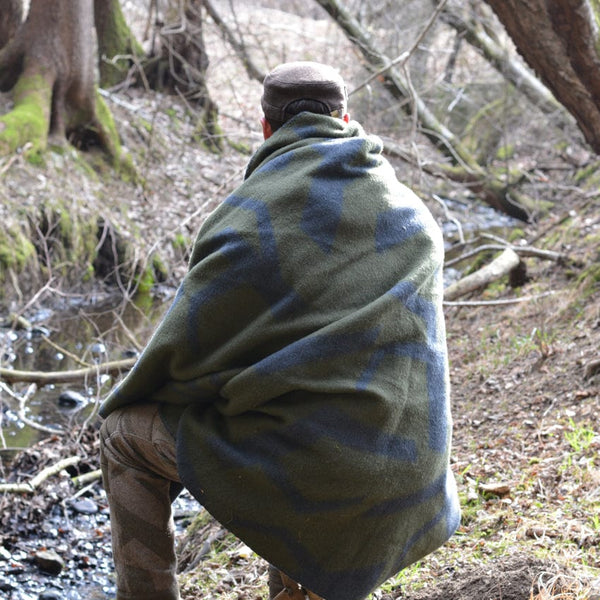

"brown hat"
[261,61,347,124]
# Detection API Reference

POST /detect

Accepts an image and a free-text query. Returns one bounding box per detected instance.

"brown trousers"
[100,403,324,600]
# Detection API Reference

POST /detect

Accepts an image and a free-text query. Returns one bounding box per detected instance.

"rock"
[89,342,107,356]
[35,549,64,575]
[58,390,87,408]
[39,590,63,600]
[71,498,99,515]
[30,325,51,337]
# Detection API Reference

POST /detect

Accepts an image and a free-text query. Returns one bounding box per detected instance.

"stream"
[0,291,201,600]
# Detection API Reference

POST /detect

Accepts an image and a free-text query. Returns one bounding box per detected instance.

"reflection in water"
[0,292,172,450]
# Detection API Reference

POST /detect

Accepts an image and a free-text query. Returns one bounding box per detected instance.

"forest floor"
[1,4,600,600]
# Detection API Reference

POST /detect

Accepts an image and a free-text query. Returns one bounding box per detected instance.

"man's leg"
[100,403,181,600]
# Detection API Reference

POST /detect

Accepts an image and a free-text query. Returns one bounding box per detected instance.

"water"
[0,293,171,447]
[0,290,205,600]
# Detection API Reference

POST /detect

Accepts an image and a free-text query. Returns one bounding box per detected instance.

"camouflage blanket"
[100,113,460,600]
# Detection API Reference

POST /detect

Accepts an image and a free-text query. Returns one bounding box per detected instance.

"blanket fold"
[100,113,460,600]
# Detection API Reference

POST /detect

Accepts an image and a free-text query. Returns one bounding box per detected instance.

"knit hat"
[261,61,347,124]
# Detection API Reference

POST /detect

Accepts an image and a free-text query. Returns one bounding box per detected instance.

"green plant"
[565,419,596,453]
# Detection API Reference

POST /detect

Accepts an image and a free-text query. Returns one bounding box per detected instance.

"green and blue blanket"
[100,113,460,600]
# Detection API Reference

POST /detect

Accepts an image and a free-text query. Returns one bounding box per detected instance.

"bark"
[0,0,119,158]
[315,0,531,221]
[483,0,600,153]
[93,0,145,89]
[144,0,221,150]
[0,0,22,49]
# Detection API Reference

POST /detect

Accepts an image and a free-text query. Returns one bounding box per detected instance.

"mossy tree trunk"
[0,0,120,160]
[93,0,145,90]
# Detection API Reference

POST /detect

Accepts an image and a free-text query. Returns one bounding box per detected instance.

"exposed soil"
[1,2,600,600]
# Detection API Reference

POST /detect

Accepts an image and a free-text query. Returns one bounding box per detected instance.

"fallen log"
[444,247,521,301]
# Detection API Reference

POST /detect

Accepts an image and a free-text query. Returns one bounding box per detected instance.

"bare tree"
[482,0,600,153]
[315,0,532,220]
[438,1,561,116]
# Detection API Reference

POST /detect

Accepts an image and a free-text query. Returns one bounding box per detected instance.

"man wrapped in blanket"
[99,61,460,600]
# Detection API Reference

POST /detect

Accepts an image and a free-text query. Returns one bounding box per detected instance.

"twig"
[0,456,80,494]
[350,0,449,95]
[445,242,566,268]
[432,193,465,243]
[0,382,64,434]
[41,335,92,367]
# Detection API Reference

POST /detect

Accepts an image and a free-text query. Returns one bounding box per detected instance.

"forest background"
[0,0,599,599]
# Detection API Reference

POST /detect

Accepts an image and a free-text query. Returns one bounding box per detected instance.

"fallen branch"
[0,456,80,493]
[0,357,136,385]
[444,290,558,307]
[72,468,102,487]
[445,243,565,268]
[444,247,521,301]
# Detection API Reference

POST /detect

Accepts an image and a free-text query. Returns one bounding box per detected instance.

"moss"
[0,226,36,274]
[151,253,168,283]
[95,90,122,162]
[574,161,599,185]
[172,233,189,253]
[134,264,156,296]
[193,103,224,154]
[227,138,252,155]
[0,73,52,156]
[507,228,526,243]
[495,144,515,161]
[96,0,145,89]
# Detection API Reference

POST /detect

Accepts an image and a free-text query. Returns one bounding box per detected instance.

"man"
[99,61,460,600]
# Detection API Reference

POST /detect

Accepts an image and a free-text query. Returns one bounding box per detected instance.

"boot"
[268,564,325,600]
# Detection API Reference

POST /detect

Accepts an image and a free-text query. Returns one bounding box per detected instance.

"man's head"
[260,61,349,138]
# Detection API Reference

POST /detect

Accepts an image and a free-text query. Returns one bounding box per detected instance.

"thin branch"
[0,357,136,385]
[351,0,449,95]
[444,290,559,307]
[0,382,64,434]
[201,0,265,82]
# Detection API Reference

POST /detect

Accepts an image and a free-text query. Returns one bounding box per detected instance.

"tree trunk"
[93,0,145,89]
[0,0,22,49]
[145,0,222,151]
[0,0,119,159]
[483,0,600,153]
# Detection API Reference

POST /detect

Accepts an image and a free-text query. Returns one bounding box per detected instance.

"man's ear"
[261,117,273,140]
[343,113,350,123]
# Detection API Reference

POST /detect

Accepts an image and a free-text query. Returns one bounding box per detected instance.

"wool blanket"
[100,113,460,600]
